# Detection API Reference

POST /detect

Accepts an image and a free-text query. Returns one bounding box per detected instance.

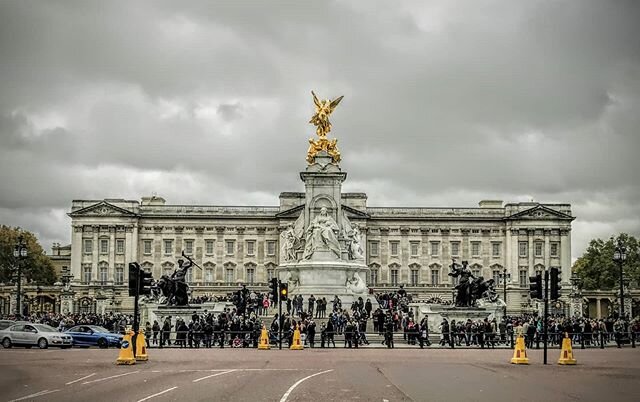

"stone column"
[560,229,571,285]
[71,225,83,285]
[109,226,116,283]
[527,228,534,274]
[596,298,601,319]
[380,228,389,283]
[92,226,99,285]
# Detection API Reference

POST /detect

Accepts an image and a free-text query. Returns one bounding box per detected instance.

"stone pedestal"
[276,260,370,309]
[141,302,233,326]
[411,302,504,333]
[60,291,75,314]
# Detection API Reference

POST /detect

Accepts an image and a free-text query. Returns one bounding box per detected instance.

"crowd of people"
[2,285,638,350]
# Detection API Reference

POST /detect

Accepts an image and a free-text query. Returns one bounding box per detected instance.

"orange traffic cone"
[290,325,304,350]
[510,334,529,364]
[258,325,270,350]
[116,330,136,365]
[558,333,577,365]
[135,331,148,361]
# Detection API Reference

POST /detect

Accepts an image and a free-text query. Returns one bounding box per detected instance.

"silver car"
[0,323,73,349]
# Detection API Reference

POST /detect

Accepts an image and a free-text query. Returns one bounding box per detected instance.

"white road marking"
[136,386,178,402]
[82,370,140,385]
[8,389,60,402]
[279,369,334,402]
[66,372,96,385]
[192,369,236,383]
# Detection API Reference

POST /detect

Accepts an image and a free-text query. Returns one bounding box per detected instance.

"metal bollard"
[600,332,604,349]
[581,334,585,349]
[632,332,636,349]
[510,332,514,349]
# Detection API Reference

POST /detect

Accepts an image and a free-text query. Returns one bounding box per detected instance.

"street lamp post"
[13,235,28,317]
[613,239,627,319]
[499,268,511,318]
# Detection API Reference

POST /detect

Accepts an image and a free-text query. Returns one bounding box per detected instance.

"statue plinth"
[276,260,370,308]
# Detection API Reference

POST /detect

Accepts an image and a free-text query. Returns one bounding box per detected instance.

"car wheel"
[38,338,48,349]
[97,338,108,349]
[2,338,11,348]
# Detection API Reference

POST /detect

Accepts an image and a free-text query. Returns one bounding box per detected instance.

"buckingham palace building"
[65,191,574,315]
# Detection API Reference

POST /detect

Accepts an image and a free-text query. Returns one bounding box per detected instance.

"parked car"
[0,323,73,349]
[0,320,30,330]
[65,325,123,348]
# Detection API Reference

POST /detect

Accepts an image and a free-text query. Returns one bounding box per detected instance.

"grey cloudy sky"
[1,0,639,260]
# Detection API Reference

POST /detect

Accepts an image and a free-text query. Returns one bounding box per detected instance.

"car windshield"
[89,326,111,333]
[32,324,59,333]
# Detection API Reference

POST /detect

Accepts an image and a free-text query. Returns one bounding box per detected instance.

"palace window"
[493,270,501,284]
[99,265,108,285]
[226,268,234,284]
[115,266,124,285]
[370,269,378,286]
[186,269,193,283]
[246,240,255,256]
[492,242,501,257]
[267,241,276,256]
[143,240,152,255]
[184,239,194,255]
[535,242,543,257]
[205,240,215,255]
[369,241,379,257]
[410,242,420,257]
[390,269,399,286]
[116,239,125,254]
[164,239,173,255]
[84,239,93,254]
[100,239,109,254]
[430,242,440,256]
[519,242,528,257]
[550,242,559,257]
[431,269,439,285]
[472,269,481,278]
[390,241,399,256]
[205,268,214,283]
[246,268,255,284]
[267,269,274,281]
[519,269,528,287]
[471,242,481,257]
[226,240,235,255]
[471,229,480,234]
[82,265,92,284]
[451,242,460,256]
[410,269,419,286]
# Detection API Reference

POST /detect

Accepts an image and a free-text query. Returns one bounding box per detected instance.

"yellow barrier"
[258,326,270,350]
[135,331,148,362]
[290,325,304,350]
[510,334,529,365]
[558,333,577,365]
[116,330,136,365]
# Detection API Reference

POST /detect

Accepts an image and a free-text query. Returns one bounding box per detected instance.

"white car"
[0,323,73,349]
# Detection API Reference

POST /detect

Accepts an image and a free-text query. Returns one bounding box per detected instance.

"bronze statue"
[156,251,200,306]
[449,260,499,307]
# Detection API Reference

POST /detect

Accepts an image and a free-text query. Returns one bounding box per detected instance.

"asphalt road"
[1,347,639,402]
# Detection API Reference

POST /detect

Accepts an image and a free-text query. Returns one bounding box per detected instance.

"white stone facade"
[67,190,574,314]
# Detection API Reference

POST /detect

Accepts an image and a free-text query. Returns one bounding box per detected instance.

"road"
[1,347,639,402]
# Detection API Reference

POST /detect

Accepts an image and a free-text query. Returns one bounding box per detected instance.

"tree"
[573,233,639,290]
[0,225,57,285]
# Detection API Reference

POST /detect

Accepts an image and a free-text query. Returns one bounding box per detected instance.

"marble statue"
[346,271,367,295]
[302,207,341,260]
[280,223,299,262]
[346,223,364,260]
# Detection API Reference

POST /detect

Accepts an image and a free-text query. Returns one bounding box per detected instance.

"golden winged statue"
[307,91,343,164]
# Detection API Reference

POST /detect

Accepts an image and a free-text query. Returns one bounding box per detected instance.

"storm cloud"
[0,0,639,260]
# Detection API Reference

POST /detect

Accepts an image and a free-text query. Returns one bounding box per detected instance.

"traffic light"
[128,262,140,297]
[279,281,289,301]
[529,274,543,299]
[139,269,154,295]
[550,267,561,300]
[269,278,279,302]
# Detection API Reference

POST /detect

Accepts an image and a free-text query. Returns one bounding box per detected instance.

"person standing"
[308,295,316,317]
[152,320,160,346]
[307,319,316,348]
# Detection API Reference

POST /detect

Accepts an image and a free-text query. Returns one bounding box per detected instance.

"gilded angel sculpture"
[306,91,343,164]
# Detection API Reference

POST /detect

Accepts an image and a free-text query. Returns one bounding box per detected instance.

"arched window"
[98,262,108,285]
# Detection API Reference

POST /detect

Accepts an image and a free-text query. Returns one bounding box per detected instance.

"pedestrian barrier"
[510,334,529,365]
[558,332,576,365]
[116,330,136,365]
[135,330,148,361]
[258,326,270,350]
[290,325,304,350]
